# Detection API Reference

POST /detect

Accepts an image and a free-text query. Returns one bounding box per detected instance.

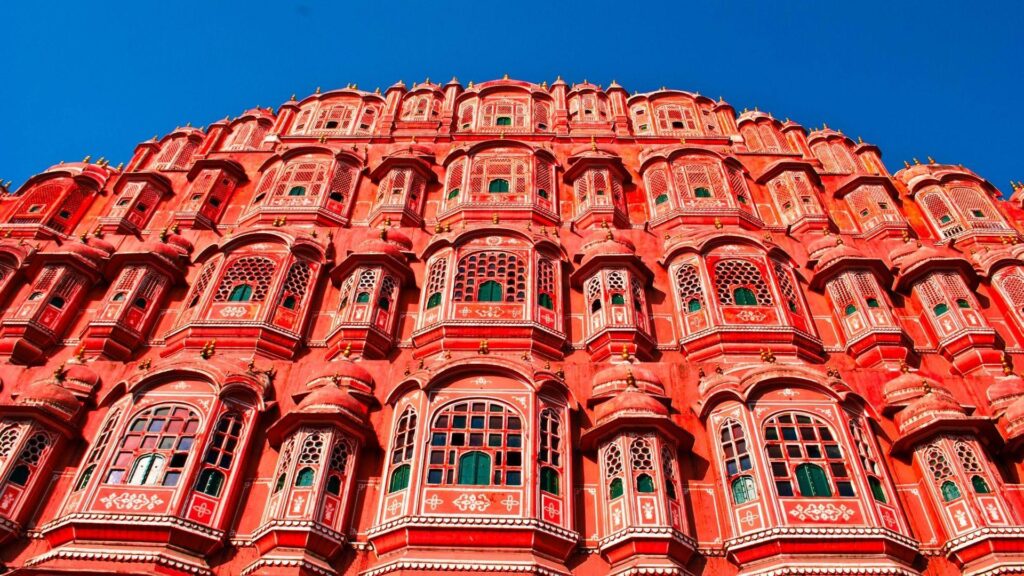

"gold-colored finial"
[343,343,352,358]
[913,157,921,165]
[315,86,321,94]
[760,348,776,364]
[201,340,216,359]
[479,340,490,354]
[928,156,936,164]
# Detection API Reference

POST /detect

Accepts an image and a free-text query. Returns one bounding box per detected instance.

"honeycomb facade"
[0,77,1023,575]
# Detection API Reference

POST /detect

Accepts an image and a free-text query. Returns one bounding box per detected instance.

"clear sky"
[2,1,1022,194]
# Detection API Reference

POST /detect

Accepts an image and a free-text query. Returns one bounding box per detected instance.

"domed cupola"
[987,373,1024,416]
[589,363,666,403]
[882,364,947,415]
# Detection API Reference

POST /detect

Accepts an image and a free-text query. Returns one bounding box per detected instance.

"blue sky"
[2,1,1022,194]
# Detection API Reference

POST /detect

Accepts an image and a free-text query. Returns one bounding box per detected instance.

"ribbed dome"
[354,229,411,261]
[895,389,966,435]
[18,379,82,417]
[593,385,668,424]
[987,375,1024,414]
[807,234,840,262]
[166,233,194,253]
[142,239,188,262]
[64,364,99,389]
[883,369,945,410]
[888,241,921,266]
[578,231,636,269]
[591,364,665,400]
[296,384,368,423]
[309,360,375,396]
[815,240,865,272]
[1004,396,1024,438]
[61,240,110,263]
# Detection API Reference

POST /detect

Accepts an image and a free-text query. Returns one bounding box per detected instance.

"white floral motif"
[452,493,491,512]
[787,503,855,522]
[425,494,443,510]
[219,306,248,318]
[501,495,519,511]
[100,492,165,511]
[735,309,767,322]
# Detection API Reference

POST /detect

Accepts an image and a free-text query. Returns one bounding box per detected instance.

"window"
[539,408,562,495]
[629,437,656,493]
[448,188,460,200]
[75,410,121,491]
[6,432,50,488]
[538,293,553,309]
[428,401,522,487]
[107,405,198,486]
[215,257,275,303]
[49,296,65,309]
[426,292,442,309]
[655,194,669,205]
[763,412,853,498]
[694,187,712,198]
[933,303,949,316]
[387,407,417,493]
[489,179,510,193]
[537,258,556,312]
[845,304,857,316]
[675,264,704,315]
[661,445,680,500]
[496,116,512,126]
[604,443,624,500]
[356,292,370,303]
[972,475,991,493]
[279,261,312,312]
[869,476,887,503]
[956,298,970,309]
[715,259,772,306]
[288,186,306,197]
[228,284,253,302]
[478,280,503,302]
[941,480,961,501]
[732,476,756,504]
[867,298,880,308]
[734,287,757,306]
[195,412,243,497]
[453,251,526,303]
[295,467,315,486]
[721,420,752,476]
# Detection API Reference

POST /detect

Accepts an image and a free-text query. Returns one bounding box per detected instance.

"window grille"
[452,251,526,303]
[714,259,771,306]
[214,257,275,303]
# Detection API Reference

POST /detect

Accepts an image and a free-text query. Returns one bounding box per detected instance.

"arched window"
[215,257,275,303]
[661,445,680,500]
[488,179,510,193]
[6,432,50,488]
[295,467,315,486]
[478,280,503,302]
[925,445,960,501]
[604,443,624,500]
[195,412,244,498]
[427,401,522,487]
[629,437,656,493]
[869,477,887,503]
[496,117,512,126]
[763,412,853,498]
[721,420,752,477]
[537,258,556,312]
[74,409,121,491]
[675,264,704,314]
[539,408,562,495]
[279,261,312,312]
[773,261,803,314]
[387,407,416,493]
[942,481,962,501]
[228,284,253,302]
[424,257,448,311]
[453,251,526,303]
[972,475,991,493]
[108,405,199,486]
[323,437,351,496]
[714,259,772,306]
[954,441,992,494]
[933,303,949,316]
[849,418,887,503]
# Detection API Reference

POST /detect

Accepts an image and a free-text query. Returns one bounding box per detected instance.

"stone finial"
[315,86,321,94]
[201,340,216,359]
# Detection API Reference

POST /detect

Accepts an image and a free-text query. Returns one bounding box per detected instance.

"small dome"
[86,237,116,254]
[166,233,194,254]
[895,389,965,435]
[592,364,665,400]
[987,375,1024,414]
[578,231,636,269]
[61,241,110,264]
[807,234,838,261]
[883,369,945,410]
[142,240,188,263]
[815,241,865,271]
[887,240,920,267]
[18,379,82,417]
[1004,396,1024,439]
[308,360,374,396]
[354,229,411,262]
[296,384,368,423]
[894,244,949,273]
[64,364,99,389]
[593,385,668,424]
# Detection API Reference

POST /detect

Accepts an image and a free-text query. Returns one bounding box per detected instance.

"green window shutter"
[971,475,991,494]
[941,480,961,501]
[732,476,755,504]
[609,477,624,499]
[867,298,880,308]
[971,209,984,218]
[795,463,831,497]
[356,292,371,303]
[478,280,503,302]
[734,287,757,306]
[326,474,342,496]
[496,116,512,126]
[611,293,625,305]
[687,298,702,313]
[869,476,887,503]
[447,188,460,200]
[196,469,225,497]
[228,284,253,302]
[388,464,410,493]
[295,467,315,487]
[540,466,559,495]
[956,298,971,309]
[537,189,549,199]
[426,292,442,309]
[655,193,669,205]
[939,214,952,224]
[8,465,30,486]
[694,187,712,198]
[844,304,857,316]
[636,473,655,493]
[933,303,949,316]
[457,452,491,485]
[488,179,510,193]
[282,295,297,310]
[288,186,307,196]
[274,473,287,493]
[538,293,554,310]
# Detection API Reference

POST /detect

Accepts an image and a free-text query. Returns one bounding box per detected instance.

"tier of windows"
[918,184,1011,240]
[644,157,757,224]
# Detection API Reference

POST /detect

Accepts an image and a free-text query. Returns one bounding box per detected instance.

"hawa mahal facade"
[1,76,1024,576]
